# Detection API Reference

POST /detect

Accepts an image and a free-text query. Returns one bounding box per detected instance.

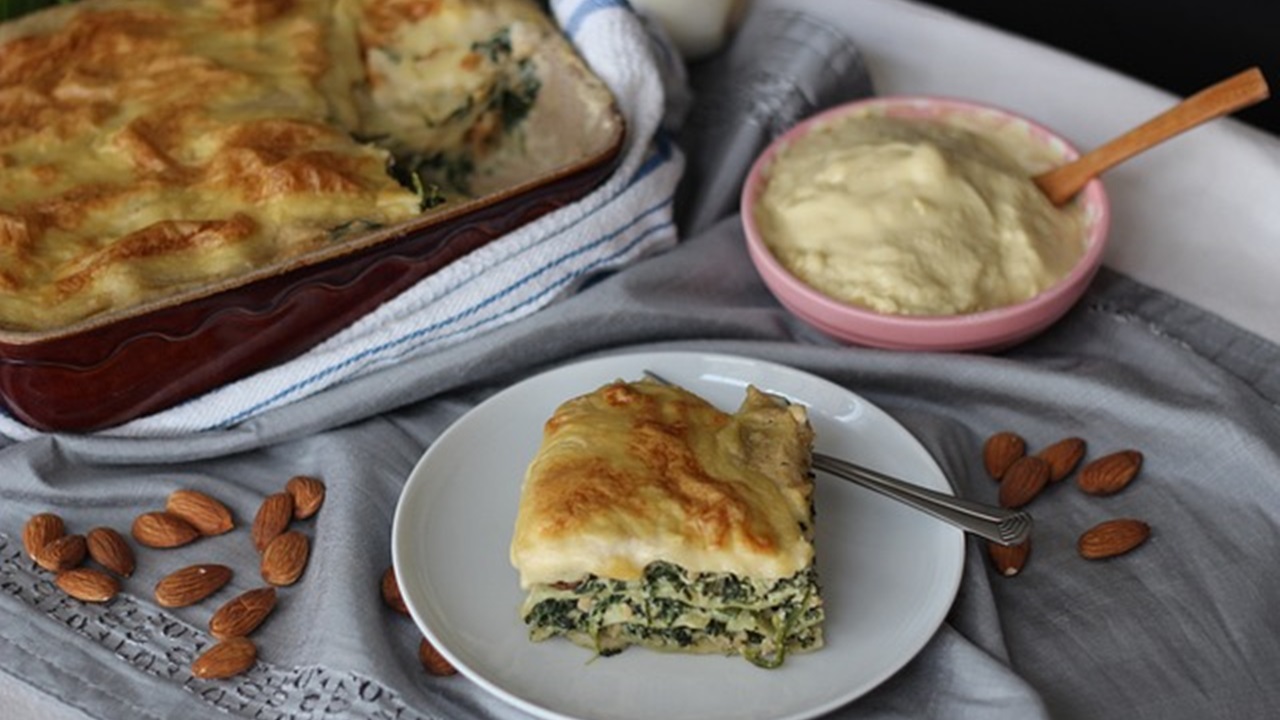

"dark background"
[918,1,1280,136]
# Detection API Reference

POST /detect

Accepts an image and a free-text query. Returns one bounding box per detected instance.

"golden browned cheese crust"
[510,380,816,588]
[0,0,554,332]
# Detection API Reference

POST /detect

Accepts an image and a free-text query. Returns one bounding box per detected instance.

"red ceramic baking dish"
[0,20,625,433]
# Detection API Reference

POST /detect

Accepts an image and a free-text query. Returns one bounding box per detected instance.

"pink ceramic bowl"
[740,96,1111,352]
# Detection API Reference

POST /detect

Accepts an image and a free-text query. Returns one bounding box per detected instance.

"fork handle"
[812,453,1032,546]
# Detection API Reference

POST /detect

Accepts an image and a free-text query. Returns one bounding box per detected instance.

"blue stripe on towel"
[563,0,630,38]
[207,195,676,429]
[631,129,673,184]
[411,217,673,347]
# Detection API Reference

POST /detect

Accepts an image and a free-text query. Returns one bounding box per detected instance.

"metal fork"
[641,370,1031,546]
[810,452,1031,546]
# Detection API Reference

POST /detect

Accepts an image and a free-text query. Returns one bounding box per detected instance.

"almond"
[34,533,87,572]
[86,526,136,577]
[285,475,325,520]
[998,456,1050,508]
[1037,436,1087,482]
[988,539,1031,577]
[419,636,457,677]
[1078,518,1151,559]
[22,512,65,561]
[251,493,294,552]
[55,567,120,603]
[155,563,233,608]
[1077,450,1143,495]
[191,637,257,680]
[166,489,235,536]
[983,431,1026,480]
[209,587,278,640]
[132,511,201,548]
[381,566,409,615]
[260,530,309,586]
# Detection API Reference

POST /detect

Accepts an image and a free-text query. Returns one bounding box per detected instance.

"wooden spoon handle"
[1034,66,1270,205]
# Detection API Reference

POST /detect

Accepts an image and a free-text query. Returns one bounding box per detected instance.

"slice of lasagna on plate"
[509,378,824,667]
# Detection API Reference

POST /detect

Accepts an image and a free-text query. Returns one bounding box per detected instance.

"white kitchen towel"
[0,0,686,441]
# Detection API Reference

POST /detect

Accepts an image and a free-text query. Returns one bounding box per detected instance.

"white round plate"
[392,351,964,720]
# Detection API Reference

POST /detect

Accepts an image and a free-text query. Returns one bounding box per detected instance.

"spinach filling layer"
[383,27,542,202]
[521,561,824,668]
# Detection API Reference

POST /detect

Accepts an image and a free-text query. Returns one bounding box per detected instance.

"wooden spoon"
[1034,66,1270,206]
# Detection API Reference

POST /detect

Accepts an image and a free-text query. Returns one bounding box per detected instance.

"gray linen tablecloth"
[3,7,1279,720]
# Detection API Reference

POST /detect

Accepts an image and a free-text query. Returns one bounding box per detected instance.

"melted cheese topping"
[511,381,816,588]
[0,0,553,332]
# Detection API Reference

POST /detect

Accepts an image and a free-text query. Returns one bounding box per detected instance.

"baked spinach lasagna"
[510,379,825,667]
[0,0,561,331]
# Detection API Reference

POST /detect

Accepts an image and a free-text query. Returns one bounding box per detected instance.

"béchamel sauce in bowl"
[741,96,1110,352]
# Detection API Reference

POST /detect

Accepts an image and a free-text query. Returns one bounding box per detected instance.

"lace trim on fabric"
[0,532,436,720]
